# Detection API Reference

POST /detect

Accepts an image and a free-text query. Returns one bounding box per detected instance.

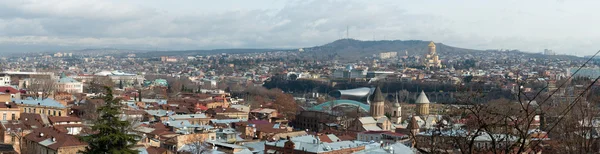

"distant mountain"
[137,48,285,57]
[300,39,482,60]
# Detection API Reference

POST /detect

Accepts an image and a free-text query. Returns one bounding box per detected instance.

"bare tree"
[181,135,213,154]
[27,76,56,99]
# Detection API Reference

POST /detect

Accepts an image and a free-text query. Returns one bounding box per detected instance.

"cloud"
[0,0,598,55]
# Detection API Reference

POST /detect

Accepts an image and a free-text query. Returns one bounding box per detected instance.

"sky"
[0,0,599,55]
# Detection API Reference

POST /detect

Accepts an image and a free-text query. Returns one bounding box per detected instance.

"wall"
[19,105,67,117]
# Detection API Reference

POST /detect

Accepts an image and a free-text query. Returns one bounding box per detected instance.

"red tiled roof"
[0,102,18,109]
[318,134,333,143]
[48,116,82,124]
[52,124,84,133]
[19,113,44,129]
[0,87,18,94]
[146,146,168,154]
[24,127,87,150]
[0,121,27,132]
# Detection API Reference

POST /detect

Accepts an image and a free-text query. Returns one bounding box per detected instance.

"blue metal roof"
[13,98,66,108]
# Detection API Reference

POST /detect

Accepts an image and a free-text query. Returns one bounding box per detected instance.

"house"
[250,108,278,122]
[13,98,68,117]
[0,102,19,121]
[22,127,87,154]
[0,87,20,100]
[357,130,409,144]
[205,108,248,120]
[56,74,83,94]
[47,116,83,135]
[0,121,29,154]
[264,136,367,154]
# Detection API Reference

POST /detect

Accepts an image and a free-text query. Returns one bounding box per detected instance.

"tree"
[119,80,123,89]
[180,135,212,154]
[80,87,139,154]
[27,76,56,99]
[289,74,298,80]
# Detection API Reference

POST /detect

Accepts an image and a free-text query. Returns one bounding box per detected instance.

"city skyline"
[0,0,599,55]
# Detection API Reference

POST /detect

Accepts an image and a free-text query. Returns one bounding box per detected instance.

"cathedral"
[348,86,401,132]
[423,41,442,69]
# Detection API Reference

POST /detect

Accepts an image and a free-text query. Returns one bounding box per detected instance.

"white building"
[0,75,10,86]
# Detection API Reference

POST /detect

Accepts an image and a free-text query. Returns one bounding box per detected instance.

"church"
[423,41,442,69]
[347,86,440,133]
[348,86,401,131]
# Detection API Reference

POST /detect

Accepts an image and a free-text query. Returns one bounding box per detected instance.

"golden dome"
[428,41,436,47]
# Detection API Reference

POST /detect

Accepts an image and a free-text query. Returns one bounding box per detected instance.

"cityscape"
[1,1,600,154]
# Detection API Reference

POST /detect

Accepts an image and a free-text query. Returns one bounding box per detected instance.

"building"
[0,87,20,100]
[0,102,19,121]
[160,56,178,62]
[544,49,556,55]
[56,74,83,94]
[205,108,248,120]
[0,120,30,154]
[0,75,10,87]
[357,130,408,144]
[22,127,87,154]
[94,71,145,86]
[378,52,398,59]
[13,98,68,117]
[153,79,168,87]
[47,116,83,135]
[423,42,442,69]
[389,96,402,124]
[249,108,278,122]
[369,87,385,119]
[415,91,430,116]
[264,136,367,154]
[332,68,366,79]
[294,111,352,132]
[348,87,392,132]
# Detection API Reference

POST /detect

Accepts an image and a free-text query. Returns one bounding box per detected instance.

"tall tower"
[369,87,385,118]
[408,116,420,147]
[415,91,430,116]
[391,94,402,124]
[428,41,436,55]
[424,41,442,69]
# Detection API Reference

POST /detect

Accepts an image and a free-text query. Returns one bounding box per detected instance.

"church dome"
[415,91,430,104]
[369,86,385,102]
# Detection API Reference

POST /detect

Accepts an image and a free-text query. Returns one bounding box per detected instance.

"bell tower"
[369,87,385,118]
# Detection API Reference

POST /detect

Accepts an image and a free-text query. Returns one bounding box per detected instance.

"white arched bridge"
[308,99,370,112]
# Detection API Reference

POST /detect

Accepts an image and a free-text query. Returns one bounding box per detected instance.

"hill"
[300,39,481,61]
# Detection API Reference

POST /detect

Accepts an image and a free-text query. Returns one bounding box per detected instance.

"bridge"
[308,99,370,112]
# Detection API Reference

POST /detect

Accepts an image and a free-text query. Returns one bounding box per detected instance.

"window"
[59,111,62,116]
[11,113,15,120]
[2,113,6,121]
[53,110,56,116]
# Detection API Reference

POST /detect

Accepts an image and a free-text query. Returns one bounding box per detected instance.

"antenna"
[346,26,349,39]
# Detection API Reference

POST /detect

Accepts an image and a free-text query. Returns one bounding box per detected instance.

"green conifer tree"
[81,87,139,154]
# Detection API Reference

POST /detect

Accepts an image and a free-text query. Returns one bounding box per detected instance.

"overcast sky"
[0,0,598,55]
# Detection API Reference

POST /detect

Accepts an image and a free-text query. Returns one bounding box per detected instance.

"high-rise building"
[544,49,556,55]
[423,42,442,69]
